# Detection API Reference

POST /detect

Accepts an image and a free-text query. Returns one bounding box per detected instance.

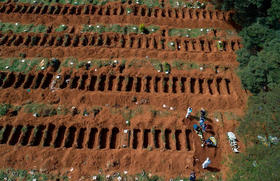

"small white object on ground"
[163,104,167,108]
[124,130,128,133]
[92,176,97,180]
[124,171,128,174]
[70,167,74,172]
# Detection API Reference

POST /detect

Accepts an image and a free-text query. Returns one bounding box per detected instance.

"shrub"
[217,40,224,51]
[139,23,145,34]
[0,104,11,116]
[55,24,68,32]
[163,62,171,74]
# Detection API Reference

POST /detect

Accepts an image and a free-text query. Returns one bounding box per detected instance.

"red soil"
[0,1,247,180]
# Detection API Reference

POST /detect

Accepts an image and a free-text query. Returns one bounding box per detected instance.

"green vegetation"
[0,168,68,181]
[139,23,145,34]
[169,0,207,8]
[168,28,213,38]
[4,0,122,5]
[228,89,280,181]
[82,24,159,35]
[1,0,207,8]
[162,62,171,74]
[216,40,224,51]
[59,58,119,72]
[0,22,46,33]
[214,1,280,180]
[171,60,204,70]
[111,106,143,122]
[150,109,170,118]
[24,103,58,117]
[0,102,105,117]
[149,59,163,72]
[0,104,12,116]
[55,24,68,32]
[0,57,50,73]
[0,104,21,116]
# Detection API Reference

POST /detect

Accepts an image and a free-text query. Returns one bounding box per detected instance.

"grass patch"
[168,28,213,38]
[55,24,68,32]
[171,60,200,70]
[0,0,205,8]
[0,57,50,73]
[0,168,68,181]
[23,103,58,117]
[111,106,143,122]
[169,0,207,8]
[0,104,21,116]
[0,22,46,33]
[150,109,170,118]
[0,104,12,116]
[224,112,239,120]
[127,59,149,68]
[82,24,159,35]
[149,59,162,72]
[59,58,119,71]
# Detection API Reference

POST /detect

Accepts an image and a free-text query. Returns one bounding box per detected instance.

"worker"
[200,108,206,120]
[205,136,217,147]
[193,124,200,134]
[185,107,192,119]
[199,118,207,132]
[202,157,211,169]
[201,123,207,132]
[193,124,205,147]
[189,171,196,181]
[199,118,205,125]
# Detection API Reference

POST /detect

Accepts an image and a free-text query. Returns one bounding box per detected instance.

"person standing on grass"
[185,107,192,119]
[189,171,196,181]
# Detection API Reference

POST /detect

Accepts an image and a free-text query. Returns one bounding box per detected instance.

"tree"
[267,0,280,27]
[239,23,276,52]
[238,38,280,93]
[213,0,271,26]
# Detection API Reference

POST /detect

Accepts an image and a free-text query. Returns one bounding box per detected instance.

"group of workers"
[185,107,217,181]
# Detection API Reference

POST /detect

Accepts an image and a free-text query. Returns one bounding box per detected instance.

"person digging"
[193,124,205,147]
